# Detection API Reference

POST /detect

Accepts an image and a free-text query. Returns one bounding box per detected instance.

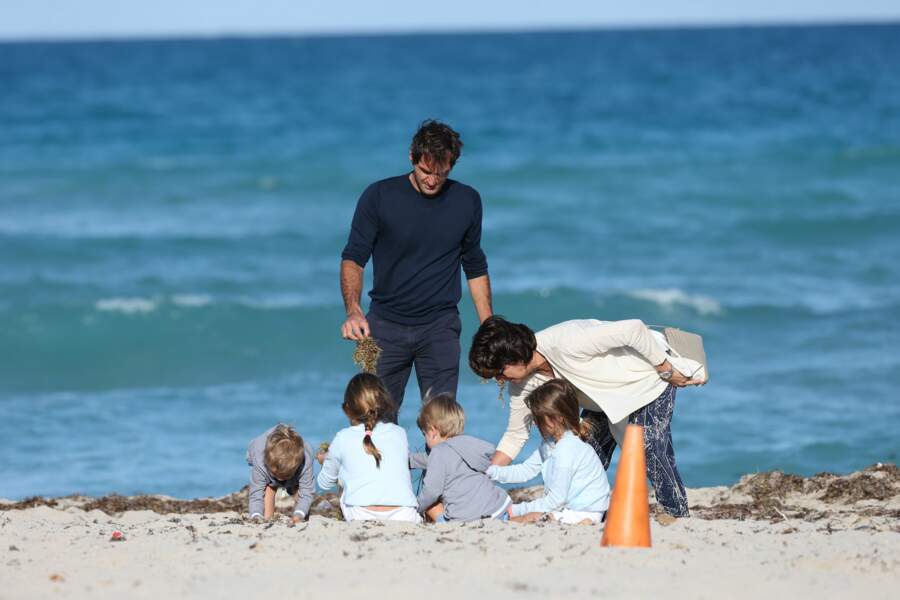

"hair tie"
[365,430,373,437]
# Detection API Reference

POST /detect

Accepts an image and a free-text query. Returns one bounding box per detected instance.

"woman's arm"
[572,319,668,366]
[493,381,534,463]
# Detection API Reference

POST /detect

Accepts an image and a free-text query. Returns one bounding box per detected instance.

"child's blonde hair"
[417,392,465,437]
[264,424,305,480]
[342,373,396,468]
[526,379,592,442]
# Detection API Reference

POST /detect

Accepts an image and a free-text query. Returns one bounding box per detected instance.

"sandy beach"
[2,464,897,599]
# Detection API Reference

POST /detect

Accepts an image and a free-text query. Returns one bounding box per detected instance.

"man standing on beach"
[340,120,493,414]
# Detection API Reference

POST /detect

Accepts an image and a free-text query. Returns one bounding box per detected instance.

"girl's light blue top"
[487,431,610,517]
[316,422,417,508]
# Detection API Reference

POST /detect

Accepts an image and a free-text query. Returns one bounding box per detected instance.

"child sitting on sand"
[246,423,315,522]
[487,379,611,524]
[409,393,511,523]
[316,373,420,523]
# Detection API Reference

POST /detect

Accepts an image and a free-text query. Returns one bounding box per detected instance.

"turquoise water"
[2,25,899,500]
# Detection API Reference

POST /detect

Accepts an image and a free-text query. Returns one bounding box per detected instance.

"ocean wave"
[77,284,896,321]
[92,293,337,315]
[0,221,327,242]
[236,294,332,310]
[627,288,723,316]
[496,278,894,318]
[3,299,346,394]
[495,276,726,317]
[171,294,213,308]
[744,212,900,243]
[95,297,159,314]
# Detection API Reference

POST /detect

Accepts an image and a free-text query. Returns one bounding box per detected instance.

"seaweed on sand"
[5,464,896,526]
[819,464,899,504]
[0,487,346,519]
[2,496,61,510]
[691,463,900,523]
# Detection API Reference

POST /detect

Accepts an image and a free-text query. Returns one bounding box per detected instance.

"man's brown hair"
[264,424,305,480]
[410,120,463,167]
[417,392,465,437]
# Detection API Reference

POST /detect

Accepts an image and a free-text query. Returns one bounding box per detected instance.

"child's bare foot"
[509,512,546,523]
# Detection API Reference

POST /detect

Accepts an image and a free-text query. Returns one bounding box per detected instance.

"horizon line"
[1,16,898,45]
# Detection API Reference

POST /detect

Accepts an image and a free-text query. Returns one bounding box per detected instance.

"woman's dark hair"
[410,120,463,167]
[468,315,537,379]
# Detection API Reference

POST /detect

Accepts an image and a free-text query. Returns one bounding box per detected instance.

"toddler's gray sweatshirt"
[410,435,510,521]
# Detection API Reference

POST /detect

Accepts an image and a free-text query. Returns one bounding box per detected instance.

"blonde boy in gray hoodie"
[246,424,314,522]
[410,394,511,522]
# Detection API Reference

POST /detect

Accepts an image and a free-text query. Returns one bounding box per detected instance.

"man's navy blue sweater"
[341,174,488,325]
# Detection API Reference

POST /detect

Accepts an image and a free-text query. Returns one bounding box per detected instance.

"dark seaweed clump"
[353,338,382,374]
[1,488,345,520]
[692,463,900,523]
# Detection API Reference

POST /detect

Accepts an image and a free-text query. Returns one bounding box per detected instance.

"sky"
[1,0,899,40]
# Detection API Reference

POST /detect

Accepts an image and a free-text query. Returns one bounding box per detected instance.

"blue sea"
[2,24,899,500]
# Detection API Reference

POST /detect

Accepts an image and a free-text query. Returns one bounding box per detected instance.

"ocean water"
[2,25,899,500]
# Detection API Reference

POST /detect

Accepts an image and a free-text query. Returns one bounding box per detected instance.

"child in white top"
[487,378,610,524]
[317,373,420,523]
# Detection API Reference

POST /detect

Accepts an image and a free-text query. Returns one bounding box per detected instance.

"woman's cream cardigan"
[498,319,672,460]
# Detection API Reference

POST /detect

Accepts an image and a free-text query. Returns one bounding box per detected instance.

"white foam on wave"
[171,294,213,308]
[237,292,335,310]
[628,288,722,316]
[92,293,339,315]
[95,297,159,314]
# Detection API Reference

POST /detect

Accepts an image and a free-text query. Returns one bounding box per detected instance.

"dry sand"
[2,465,898,599]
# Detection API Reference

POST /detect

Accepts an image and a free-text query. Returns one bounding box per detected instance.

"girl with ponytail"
[317,373,421,523]
[486,379,611,524]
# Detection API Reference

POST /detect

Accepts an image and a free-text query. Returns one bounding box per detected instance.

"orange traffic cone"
[600,424,651,547]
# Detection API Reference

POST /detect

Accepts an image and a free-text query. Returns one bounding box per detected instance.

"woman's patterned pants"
[581,385,690,517]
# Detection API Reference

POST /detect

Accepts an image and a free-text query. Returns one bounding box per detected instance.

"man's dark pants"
[367,311,461,418]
